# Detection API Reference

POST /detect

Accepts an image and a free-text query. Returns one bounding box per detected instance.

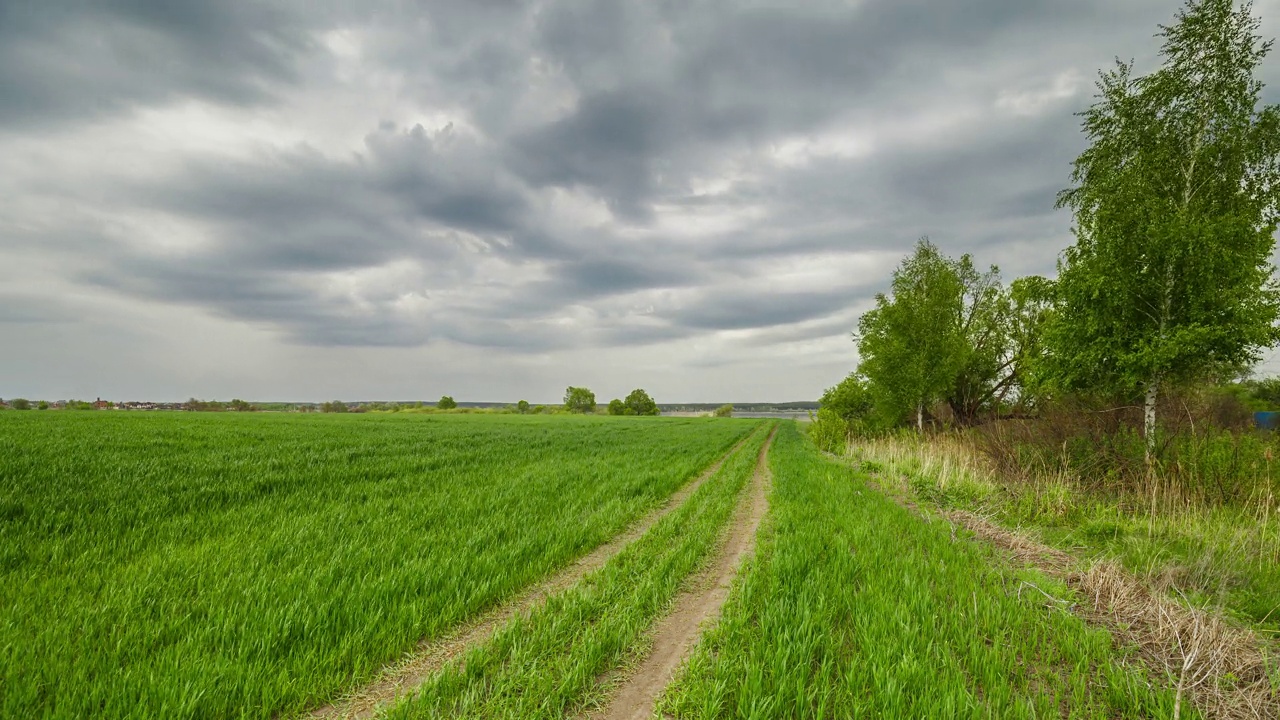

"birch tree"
[1052,0,1280,459]
[857,238,966,431]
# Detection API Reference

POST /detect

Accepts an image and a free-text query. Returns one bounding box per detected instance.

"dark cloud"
[8,0,1266,400]
[0,0,330,129]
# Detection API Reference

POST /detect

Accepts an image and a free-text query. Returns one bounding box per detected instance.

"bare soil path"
[587,426,777,720]
[303,433,758,720]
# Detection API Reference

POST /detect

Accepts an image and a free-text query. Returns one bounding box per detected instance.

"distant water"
[732,411,811,419]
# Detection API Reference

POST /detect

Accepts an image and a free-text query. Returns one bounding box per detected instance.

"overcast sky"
[5,0,1280,403]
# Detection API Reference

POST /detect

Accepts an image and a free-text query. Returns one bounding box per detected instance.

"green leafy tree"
[437,395,458,410]
[563,386,597,414]
[623,389,659,416]
[820,374,872,422]
[857,238,967,431]
[945,258,1011,424]
[229,398,254,412]
[321,400,349,414]
[516,400,530,414]
[713,404,734,418]
[1052,0,1280,458]
[37,400,49,410]
[607,398,625,415]
[1005,276,1057,412]
[10,398,30,410]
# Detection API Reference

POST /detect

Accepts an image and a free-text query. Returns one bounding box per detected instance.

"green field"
[3,413,1232,718]
[0,412,755,719]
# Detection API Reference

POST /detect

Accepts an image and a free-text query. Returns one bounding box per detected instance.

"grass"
[659,422,1183,718]
[383,422,775,719]
[0,411,756,719]
[849,433,1280,636]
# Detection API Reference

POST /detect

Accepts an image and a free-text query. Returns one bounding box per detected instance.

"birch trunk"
[916,402,924,434]
[1143,380,1158,466]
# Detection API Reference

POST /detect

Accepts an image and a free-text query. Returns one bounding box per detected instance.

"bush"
[808,407,849,454]
[516,400,530,414]
[607,398,625,416]
[437,396,458,410]
[973,389,1279,506]
[10,398,30,411]
[820,374,872,421]
[713,404,733,418]
[37,401,49,410]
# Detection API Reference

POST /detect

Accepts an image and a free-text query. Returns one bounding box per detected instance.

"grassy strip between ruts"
[657,421,1185,719]
[380,422,776,719]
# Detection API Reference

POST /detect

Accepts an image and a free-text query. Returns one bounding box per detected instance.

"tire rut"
[586,425,777,720]
[301,431,759,720]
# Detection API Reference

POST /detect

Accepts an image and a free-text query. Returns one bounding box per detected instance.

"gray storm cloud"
[5,0,1273,401]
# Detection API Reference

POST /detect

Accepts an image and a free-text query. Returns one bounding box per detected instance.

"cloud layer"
[5,0,1280,401]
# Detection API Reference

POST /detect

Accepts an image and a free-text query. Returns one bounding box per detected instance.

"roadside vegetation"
[660,423,1182,718]
[0,412,754,719]
[805,1,1280,714]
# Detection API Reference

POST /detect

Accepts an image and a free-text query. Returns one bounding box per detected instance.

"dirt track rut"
[588,425,777,720]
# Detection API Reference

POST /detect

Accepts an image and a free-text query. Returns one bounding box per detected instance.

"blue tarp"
[1255,411,1280,430]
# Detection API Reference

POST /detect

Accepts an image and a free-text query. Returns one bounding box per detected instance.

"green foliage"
[562,386,596,414]
[229,399,255,412]
[437,395,458,410]
[9,398,30,411]
[64,400,96,411]
[607,398,625,415]
[516,400,530,414]
[819,373,871,421]
[857,238,967,430]
[36,401,48,411]
[712,404,733,418]
[1051,0,1280,415]
[1231,375,1280,410]
[320,400,348,414]
[623,388,659,416]
[807,407,849,454]
[0,412,755,718]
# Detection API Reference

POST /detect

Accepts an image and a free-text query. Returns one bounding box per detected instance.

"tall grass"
[848,431,1280,634]
[660,422,1181,717]
[0,412,756,719]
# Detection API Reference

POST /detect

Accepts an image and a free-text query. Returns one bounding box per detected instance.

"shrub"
[10,398,30,411]
[713,404,733,418]
[808,407,849,454]
[607,399,625,416]
[437,396,458,410]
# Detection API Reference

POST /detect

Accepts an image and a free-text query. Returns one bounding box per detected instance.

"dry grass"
[848,433,1280,718]
[951,511,1279,719]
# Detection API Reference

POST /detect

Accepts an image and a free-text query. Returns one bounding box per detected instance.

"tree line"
[824,0,1280,461]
